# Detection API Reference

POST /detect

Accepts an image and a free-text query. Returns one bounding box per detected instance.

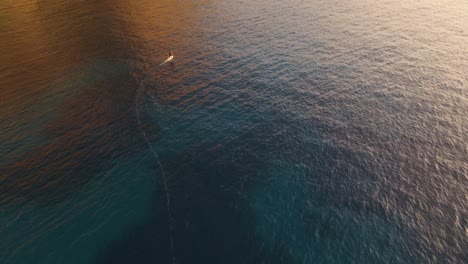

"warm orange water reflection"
[0,0,209,203]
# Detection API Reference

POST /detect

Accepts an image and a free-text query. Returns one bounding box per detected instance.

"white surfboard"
[160,53,174,66]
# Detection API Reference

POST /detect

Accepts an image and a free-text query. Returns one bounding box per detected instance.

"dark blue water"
[1,0,467,263]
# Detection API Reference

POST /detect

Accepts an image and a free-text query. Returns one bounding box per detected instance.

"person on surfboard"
[160,51,174,65]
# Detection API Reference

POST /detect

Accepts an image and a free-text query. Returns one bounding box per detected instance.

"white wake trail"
[134,63,177,264]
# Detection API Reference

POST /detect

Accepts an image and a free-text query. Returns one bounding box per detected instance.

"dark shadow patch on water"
[96,132,298,264]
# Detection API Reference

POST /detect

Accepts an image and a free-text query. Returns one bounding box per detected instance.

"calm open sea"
[1,0,467,263]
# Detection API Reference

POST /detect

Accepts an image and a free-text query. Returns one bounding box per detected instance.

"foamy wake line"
[134,66,176,264]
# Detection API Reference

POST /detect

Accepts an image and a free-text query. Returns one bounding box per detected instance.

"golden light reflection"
[0,0,211,204]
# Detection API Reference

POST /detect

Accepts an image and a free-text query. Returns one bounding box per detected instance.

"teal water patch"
[0,152,155,264]
[250,161,415,264]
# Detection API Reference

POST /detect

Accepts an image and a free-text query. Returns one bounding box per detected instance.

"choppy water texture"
[1,0,467,263]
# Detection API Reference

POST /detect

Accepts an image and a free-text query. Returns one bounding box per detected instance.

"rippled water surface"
[1,0,467,263]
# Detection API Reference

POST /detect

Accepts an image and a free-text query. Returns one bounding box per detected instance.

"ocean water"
[1,0,467,263]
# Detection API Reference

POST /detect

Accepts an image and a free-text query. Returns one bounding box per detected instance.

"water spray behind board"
[135,51,176,264]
